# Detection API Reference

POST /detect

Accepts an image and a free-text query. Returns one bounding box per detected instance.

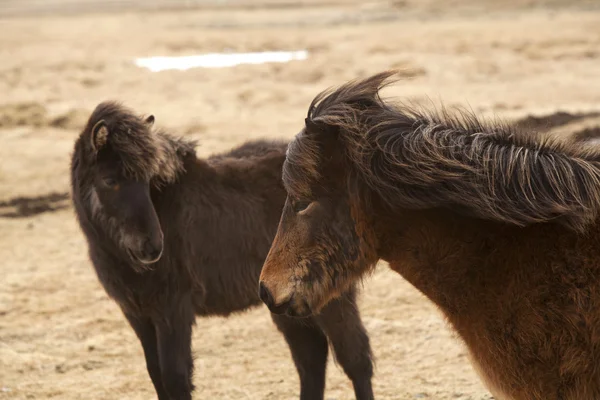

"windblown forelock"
[282,132,321,198]
[285,71,400,200]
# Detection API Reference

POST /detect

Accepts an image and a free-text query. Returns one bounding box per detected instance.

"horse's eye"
[102,177,118,188]
[293,201,312,214]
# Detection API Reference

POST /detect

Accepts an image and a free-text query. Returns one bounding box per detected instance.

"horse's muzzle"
[259,281,311,317]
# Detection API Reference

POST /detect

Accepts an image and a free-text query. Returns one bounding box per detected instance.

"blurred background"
[1,0,600,399]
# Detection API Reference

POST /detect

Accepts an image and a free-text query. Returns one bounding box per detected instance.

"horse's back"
[209,139,288,161]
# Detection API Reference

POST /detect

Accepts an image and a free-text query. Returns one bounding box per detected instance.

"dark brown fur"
[260,72,600,400]
[71,102,374,400]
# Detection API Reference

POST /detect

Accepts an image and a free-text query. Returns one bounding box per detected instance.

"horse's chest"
[93,264,159,313]
[468,353,515,400]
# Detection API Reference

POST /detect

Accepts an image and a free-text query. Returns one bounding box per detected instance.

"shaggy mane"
[81,101,196,186]
[290,71,600,231]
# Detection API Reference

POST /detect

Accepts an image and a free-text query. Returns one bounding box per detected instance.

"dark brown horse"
[70,102,374,400]
[259,71,600,400]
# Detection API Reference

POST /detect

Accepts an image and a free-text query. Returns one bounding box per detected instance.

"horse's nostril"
[259,282,294,315]
[259,281,274,308]
[143,239,162,260]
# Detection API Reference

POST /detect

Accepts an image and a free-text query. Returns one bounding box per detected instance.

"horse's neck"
[379,208,485,309]
[150,155,215,210]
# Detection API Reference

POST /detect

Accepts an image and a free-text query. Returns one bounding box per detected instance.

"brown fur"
[291,71,600,232]
[260,72,600,400]
[71,102,375,400]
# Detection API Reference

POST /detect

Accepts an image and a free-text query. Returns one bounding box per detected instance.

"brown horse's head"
[258,74,390,316]
[260,68,600,316]
[76,102,190,270]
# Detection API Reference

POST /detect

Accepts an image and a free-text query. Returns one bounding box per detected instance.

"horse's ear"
[305,117,338,139]
[145,115,155,126]
[305,117,321,134]
[304,117,338,155]
[90,120,109,152]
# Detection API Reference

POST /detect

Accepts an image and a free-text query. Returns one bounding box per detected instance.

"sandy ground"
[1,1,600,399]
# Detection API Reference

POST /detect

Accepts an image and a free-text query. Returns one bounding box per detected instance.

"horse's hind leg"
[124,312,170,400]
[271,313,328,400]
[316,286,375,400]
[155,299,195,400]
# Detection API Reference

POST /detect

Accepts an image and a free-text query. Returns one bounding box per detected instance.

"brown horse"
[70,102,374,400]
[259,71,600,400]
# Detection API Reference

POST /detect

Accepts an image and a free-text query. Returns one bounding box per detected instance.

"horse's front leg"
[124,312,169,400]
[271,313,328,400]
[316,287,375,400]
[155,300,195,400]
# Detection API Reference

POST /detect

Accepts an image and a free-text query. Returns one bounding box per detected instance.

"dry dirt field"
[2,0,600,399]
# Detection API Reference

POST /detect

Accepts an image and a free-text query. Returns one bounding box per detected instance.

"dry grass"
[1,1,600,399]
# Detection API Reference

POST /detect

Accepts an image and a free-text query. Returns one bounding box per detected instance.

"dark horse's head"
[72,102,190,271]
